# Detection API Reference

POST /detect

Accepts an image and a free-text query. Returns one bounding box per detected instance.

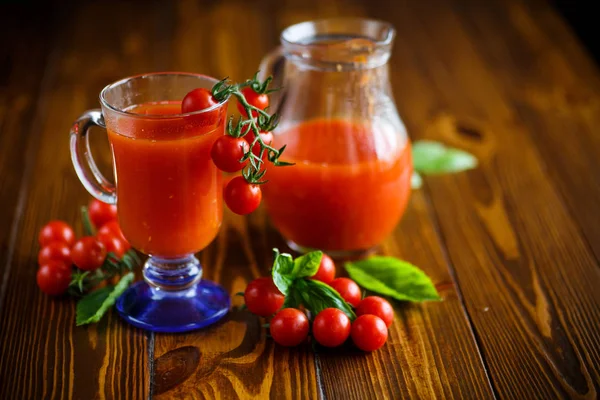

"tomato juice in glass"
[107,101,225,258]
[263,118,412,253]
[70,72,231,332]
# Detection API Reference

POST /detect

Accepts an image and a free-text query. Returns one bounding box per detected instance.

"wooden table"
[1,0,599,398]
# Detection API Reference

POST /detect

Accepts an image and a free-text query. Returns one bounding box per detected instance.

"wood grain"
[1,0,599,398]
[0,1,168,397]
[385,0,600,398]
[151,2,320,398]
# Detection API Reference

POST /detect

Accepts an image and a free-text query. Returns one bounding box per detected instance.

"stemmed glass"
[70,72,230,332]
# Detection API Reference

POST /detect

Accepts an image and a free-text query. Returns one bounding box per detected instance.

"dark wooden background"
[1,0,599,398]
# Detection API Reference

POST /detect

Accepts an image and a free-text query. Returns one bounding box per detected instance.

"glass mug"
[259,19,412,258]
[70,73,230,332]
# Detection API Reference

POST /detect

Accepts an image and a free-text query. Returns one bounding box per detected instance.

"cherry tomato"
[38,220,75,247]
[97,220,129,249]
[269,308,309,347]
[38,241,71,268]
[71,237,107,271]
[37,261,72,296]
[224,176,262,215]
[244,130,274,162]
[182,88,218,113]
[88,199,117,228]
[312,308,351,347]
[330,278,362,307]
[356,296,395,327]
[97,232,126,258]
[351,314,388,352]
[211,136,250,173]
[244,277,285,317]
[311,253,335,284]
[237,87,269,117]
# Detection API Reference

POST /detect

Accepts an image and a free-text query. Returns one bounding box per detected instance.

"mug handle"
[258,46,286,116]
[70,110,117,204]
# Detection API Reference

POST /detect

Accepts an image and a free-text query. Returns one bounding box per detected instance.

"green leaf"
[291,251,322,278]
[271,249,294,295]
[411,171,423,189]
[76,272,134,326]
[345,257,441,302]
[412,140,477,174]
[294,279,356,320]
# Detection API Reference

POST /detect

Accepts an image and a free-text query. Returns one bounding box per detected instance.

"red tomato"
[37,261,72,296]
[182,88,218,113]
[38,241,71,268]
[237,87,269,117]
[71,237,107,271]
[351,314,388,352]
[211,136,250,173]
[311,253,336,284]
[97,221,129,249]
[356,296,394,327]
[330,278,362,307]
[38,221,75,247]
[269,308,309,347]
[244,277,285,317]
[88,199,117,228]
[97,233,126,258]
[244,130,274,160]
[224,176,262,215]
[312,308,351,347]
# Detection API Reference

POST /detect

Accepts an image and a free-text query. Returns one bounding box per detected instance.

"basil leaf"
[411,171,423,189]
[272,249,295,295]
[76,272,134,326]
[412,140,477,174]
[291,251,322,278]
[294,279,356,320]
[345,257,441,302]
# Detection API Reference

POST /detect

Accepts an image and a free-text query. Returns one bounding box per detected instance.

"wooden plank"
[0,1,171,397]
[294,1,494,398]
[449,0,600,262]
[151,1,321,398]
[384,0,600,397]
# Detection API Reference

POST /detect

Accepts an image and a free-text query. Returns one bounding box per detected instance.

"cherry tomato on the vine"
[38,220,75,247]
[38,241,71,268]
[311,253,336,284]
[97,220,129,249]
[356,296,394,328]
[312,308,351,347]
[351,314,388,352]
[211,136,250,173]
[224,176,262,215]
[269,308,309,347]
[330,278,362,307]
[97,233,126,258]
[244,277,285,317]
[182,88,219,113]
[88,199,117,228]
[237,87,269,117]
[37,261,72,296]
[71,237,107,271]
[244,130,274,160]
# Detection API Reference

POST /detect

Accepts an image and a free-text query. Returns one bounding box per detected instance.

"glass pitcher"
[259,18,412,258]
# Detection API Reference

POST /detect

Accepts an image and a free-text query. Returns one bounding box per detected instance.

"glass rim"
[99,72,228,119]
[281,17,395,47]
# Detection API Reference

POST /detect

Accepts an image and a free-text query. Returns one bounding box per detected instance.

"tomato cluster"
[181,86,271,216]
[36,199,130,296]
[243,253,394,352]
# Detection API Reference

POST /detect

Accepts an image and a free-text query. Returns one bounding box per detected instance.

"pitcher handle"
[70,109,117,204]
[258,46,286,115]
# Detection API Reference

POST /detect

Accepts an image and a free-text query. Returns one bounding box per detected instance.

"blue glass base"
[116,279,230,333]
